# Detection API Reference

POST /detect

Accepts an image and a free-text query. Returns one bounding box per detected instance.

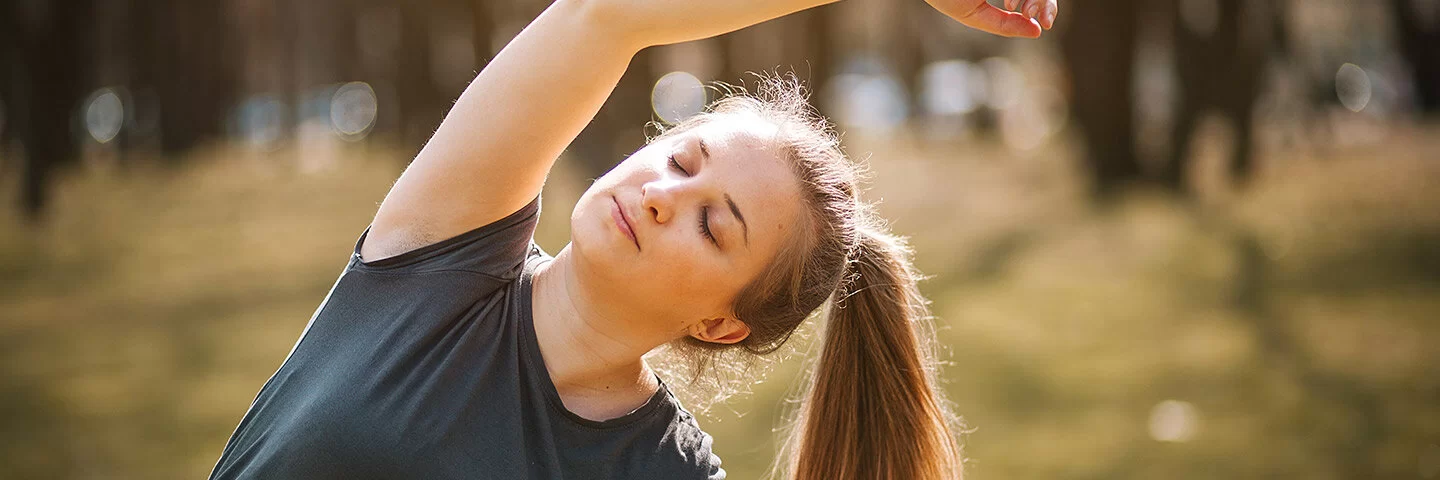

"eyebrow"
[697,136,750,248]
[724,193,749,247]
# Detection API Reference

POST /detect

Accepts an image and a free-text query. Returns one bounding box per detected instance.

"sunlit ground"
[2,121,1438,479]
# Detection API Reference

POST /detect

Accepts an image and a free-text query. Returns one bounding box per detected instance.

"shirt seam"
[350,196,541,270]
[351,267,515,282]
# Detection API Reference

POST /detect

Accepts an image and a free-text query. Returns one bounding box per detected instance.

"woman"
[210,0,1058,478]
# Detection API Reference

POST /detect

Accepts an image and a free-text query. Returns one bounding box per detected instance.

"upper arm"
[361,1,639,262]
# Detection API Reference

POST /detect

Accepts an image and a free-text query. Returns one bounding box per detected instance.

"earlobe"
[690,317,751,345]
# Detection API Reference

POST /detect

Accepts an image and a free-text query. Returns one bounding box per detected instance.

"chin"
[569,199,624,273]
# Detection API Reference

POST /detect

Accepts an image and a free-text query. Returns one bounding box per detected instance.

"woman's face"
[570,116,803,335]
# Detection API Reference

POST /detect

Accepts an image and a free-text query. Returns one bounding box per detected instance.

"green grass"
[2,126,1438,479]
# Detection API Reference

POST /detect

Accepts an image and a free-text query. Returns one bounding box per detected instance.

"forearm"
[364,0,904,258]
[397,0,639,211]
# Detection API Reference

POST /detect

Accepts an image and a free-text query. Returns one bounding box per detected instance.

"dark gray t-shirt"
[209,197,725,479]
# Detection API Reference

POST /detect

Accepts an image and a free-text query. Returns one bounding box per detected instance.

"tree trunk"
[133,0,238,157]
[1061,0,1145,199]
[14,0,95,222]
[396,0,449,153]
[1393,0,1440,114]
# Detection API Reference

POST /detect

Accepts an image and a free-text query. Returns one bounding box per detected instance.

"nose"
[641,179,681,224]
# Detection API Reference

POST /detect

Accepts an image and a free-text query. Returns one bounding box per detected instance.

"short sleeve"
[684,419,726,480]
[349,196,541,278]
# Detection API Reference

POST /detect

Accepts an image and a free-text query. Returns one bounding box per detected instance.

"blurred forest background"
[3,0,1439,478]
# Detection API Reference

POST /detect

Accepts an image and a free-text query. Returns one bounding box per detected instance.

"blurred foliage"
[4,0,1438,218]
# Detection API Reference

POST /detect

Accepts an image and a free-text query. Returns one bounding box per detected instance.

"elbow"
[549,0,650,52]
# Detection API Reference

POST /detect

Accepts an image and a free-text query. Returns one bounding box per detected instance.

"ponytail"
[645,74,961,478]
[788,227,961,479]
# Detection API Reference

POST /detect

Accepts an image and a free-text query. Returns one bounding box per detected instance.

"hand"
[924,0,1058,38]
[593,0,1058,49]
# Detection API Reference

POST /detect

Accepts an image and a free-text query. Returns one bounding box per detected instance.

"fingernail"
[1046,10,1055,27]
[1027,5,1039,17]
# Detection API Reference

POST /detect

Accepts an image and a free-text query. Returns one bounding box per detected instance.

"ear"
[688,317,751,345]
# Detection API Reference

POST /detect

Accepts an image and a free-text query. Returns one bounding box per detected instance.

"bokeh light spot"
[981,57,1024,110]
[828,73,908,134]
[1000,85,1063,152]
[1149,399,1200,442]
[1335,63,1371,113]
[651,71,706,125]
[236,95,285,151]
[921,60,977,116]
[85,88,125,144]
[330,82,378,141]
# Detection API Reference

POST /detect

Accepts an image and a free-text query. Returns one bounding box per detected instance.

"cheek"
[568,197,623,267]
[569,194,601,240]
[598,157,651,183]
[658,256,743,302]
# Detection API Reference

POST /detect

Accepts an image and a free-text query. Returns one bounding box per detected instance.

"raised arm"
[361,1,635,261]
[361,0,1051,261]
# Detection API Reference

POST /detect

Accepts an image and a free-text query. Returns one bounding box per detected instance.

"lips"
[611,196,639,250]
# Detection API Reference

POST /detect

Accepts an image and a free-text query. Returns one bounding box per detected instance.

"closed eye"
[667,155,690,176]
[667,153,716,247]
[699,207,717,246]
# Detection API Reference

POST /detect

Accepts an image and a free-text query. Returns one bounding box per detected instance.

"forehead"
[680,117,802,253]
[683,114,780,151]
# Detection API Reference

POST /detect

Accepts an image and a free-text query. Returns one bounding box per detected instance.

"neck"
[531,245,663,419]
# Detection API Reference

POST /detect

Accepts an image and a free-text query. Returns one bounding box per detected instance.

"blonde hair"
[649,74,962,479]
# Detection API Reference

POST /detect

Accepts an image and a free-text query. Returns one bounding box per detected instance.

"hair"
[647,74,962,479]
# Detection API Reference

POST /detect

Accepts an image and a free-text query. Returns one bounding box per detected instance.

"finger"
[1004,0,1017,11]
[1040,0,1058,29]
[1021,0,1044,19]
[929,0,1043,38]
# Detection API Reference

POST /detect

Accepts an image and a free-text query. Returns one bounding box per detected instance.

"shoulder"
[351,196,543,275]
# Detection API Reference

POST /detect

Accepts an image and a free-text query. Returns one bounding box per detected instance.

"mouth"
[611,195,639,251]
